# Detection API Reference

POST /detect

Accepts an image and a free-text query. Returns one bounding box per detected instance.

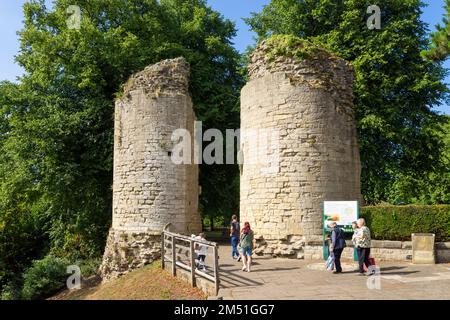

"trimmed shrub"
[361,205,450,242]
[21,255,69,300]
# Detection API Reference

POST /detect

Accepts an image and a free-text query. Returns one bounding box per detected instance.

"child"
[194,233,208,271]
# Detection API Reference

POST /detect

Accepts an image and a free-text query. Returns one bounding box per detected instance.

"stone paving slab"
[217,245,450,300]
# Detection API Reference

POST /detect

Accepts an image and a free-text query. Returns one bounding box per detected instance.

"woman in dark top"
[230,215,240,260]
[330,222,346,274]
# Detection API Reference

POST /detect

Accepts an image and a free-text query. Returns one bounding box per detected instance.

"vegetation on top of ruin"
[248,34,355,115]
[257,34,337,64]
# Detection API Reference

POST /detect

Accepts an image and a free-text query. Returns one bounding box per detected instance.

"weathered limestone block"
[412,233,436,264]
[371,240,403,249]
[100,230,161,280]
[100,57,201,280]
[240,35,361,258]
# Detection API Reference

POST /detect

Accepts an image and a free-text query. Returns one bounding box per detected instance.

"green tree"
[246,0,449,204]
[0,81,48,293]
[387,116,450,204]
[423,0,450,61]
[0,0,242,294]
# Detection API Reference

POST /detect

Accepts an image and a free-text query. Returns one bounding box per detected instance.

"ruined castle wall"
[101,58,201,280]
[240,38,361,258]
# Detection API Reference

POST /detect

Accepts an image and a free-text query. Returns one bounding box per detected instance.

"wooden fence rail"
[161,230,220,295]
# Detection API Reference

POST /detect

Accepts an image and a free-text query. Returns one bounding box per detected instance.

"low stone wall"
[436,242,450,263]
[303,240,450,263]
[100,229,161,281]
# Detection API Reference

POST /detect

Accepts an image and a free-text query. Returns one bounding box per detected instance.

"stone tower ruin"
[240,36,361,259]
[100,57,201,280]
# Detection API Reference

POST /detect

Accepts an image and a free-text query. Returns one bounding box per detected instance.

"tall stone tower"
[100,57,201,280]
[240,36,361,258]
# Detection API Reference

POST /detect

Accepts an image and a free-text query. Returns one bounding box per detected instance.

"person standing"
[230,215,240,261]
[355,218,373,275]
[194,233,208,271]
[351,221,359,244]
[330,222,346,274]
[351,221,360,260]
[240,222,254,272]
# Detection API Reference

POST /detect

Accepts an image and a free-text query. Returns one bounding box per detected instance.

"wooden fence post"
[190,239,196,287]
[171,235,176,276]
[161,232,165,270]
[213,245,219,295]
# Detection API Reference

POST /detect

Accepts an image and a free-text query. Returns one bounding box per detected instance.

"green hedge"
[361,205,450,242]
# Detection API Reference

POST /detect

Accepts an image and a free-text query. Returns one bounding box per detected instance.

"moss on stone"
[248,34,355,117]
[261,34,333,64]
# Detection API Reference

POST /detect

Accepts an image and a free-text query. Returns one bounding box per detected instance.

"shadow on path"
[381,271,420,276]
[248,267,300,273]
[380,266,406,272]
[218,269,264,288]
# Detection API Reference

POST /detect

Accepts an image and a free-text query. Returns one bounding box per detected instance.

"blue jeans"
[231,235,239,258]
[196,255,206,269]
[241,247,252,256]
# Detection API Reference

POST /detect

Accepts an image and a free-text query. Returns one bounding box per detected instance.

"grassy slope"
[50,260,206,300]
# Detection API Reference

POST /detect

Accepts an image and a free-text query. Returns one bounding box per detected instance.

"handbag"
[325,255,335,271]
[239,232,248,249]
[363,257,376,272]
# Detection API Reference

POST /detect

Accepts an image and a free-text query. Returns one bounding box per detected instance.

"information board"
[323,201,359,233]
[322,200,359,260]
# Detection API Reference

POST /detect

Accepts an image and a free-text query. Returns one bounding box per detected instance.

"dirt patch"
[49,260,206,300]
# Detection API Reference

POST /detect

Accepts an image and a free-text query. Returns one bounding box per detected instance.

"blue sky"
[0,0,449,113]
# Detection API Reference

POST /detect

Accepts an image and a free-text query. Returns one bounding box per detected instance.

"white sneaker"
[242,266,247,271]
[247,267,251,272]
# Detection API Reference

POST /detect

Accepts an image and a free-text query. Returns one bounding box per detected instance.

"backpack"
[334,227,347,249]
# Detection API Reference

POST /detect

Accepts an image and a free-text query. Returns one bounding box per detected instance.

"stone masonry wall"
[100,58,201,280]
[304,240,450,263]
[240,37,361,258]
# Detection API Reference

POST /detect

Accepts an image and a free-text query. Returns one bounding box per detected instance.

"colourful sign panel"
[323,201,359,233]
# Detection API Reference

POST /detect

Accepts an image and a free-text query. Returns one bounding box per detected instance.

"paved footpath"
[216,244,450,300]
